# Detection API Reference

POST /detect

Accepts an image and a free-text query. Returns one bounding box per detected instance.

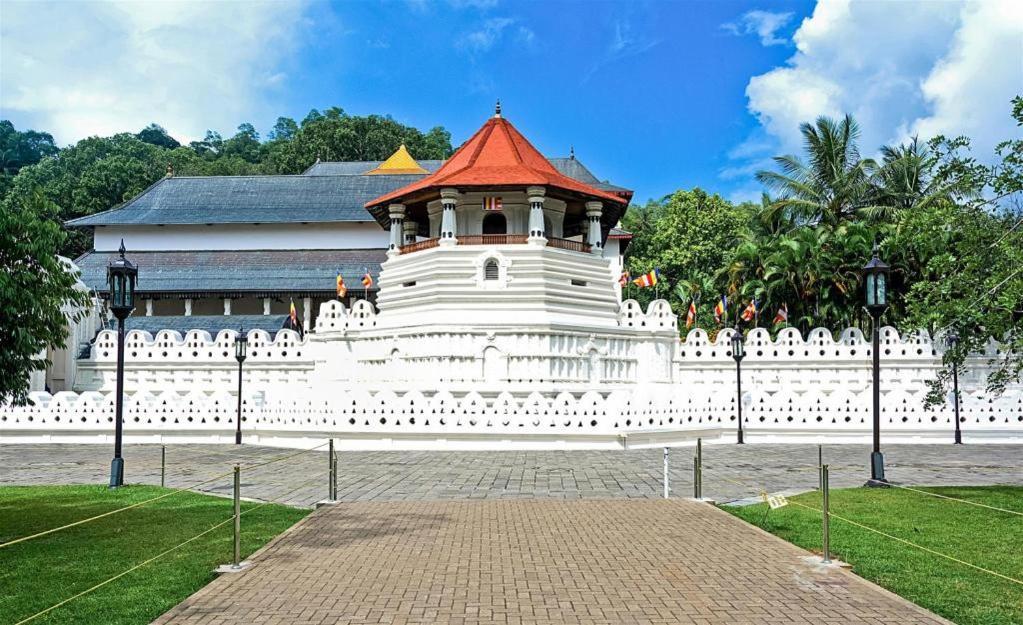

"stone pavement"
[2,442,1020,507]
[153,498,952,625]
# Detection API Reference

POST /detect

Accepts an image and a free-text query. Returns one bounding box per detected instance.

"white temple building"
[4,108,1021,449]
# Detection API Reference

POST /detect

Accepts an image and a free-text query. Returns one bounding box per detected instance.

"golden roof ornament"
[365,144,429,175]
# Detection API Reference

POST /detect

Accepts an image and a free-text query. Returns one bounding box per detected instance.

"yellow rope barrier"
[881,482,1023,517]
[13,515,235,625]
[786,499,1023,587]
[700,465,1023,588]
[12,468,329,624]
[0,442,330,550]
[0,469,236,550]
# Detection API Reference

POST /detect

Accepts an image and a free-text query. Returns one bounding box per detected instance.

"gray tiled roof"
[75,249,386,295]
[68,157,630,228]
[124,314,289,336]
[303,160,445,175]
[67,175,425,227]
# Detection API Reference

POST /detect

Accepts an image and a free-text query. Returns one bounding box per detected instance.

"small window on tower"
[484,259,499,281]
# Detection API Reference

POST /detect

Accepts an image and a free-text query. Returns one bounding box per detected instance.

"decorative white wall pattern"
[3,298,1021,449]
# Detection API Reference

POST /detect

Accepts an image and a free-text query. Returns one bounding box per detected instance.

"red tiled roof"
[365,115,628,208]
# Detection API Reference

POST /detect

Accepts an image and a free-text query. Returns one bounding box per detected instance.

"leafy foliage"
[0,189,91,405]
[0,110,454,257]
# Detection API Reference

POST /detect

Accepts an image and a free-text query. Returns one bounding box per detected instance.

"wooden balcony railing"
[398,234,591,254]
[457,234,529,246]
[547,237,592,253]
[399,238,440,254]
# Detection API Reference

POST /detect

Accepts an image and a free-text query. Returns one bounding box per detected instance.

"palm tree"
[756,114,883,227]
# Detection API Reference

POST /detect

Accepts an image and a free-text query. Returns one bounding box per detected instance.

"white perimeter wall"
[94,222,389,251]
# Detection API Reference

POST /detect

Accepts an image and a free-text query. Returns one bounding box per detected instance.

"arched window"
[484,258,499,281]
[482,212,506,235]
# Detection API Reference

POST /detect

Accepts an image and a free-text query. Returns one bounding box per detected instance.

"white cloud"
[722,10,794,46]
[725,0,1023,193]
[460,17,516,53]
[583,20,660,83]
[742,0,1020,159]
[0,1,309,145]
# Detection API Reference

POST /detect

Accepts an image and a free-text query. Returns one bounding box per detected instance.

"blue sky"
[2,1,1020,204]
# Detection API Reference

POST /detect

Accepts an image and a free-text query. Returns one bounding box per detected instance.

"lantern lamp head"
[106,239,138,321]
[235,327,248,363]
[862,243,890,316]
[730,326,745,362]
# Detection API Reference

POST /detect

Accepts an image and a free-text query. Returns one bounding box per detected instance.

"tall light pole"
[107,240,137,488]
[863,244,890,484]
[946,330,962,445]
[731,326,746,444]
[234,327,248,445]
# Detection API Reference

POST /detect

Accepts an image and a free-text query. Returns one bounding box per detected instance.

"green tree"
[756,114,882,226]
[265,108,452,173]
[622,189,750,317]
[0,120,59,201]
[0,188,91,404]
[136,123,181,149]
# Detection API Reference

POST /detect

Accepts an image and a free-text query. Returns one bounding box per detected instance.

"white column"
[527,186,547,246]
[439,188,459,247]
[145,299,153,316]
[184,299,193,316]
[223,298,232,315]
[263,297,271,315]
[387,203,406,257]
[303,297,312,329]
[585,201,603,255]
[403,220,418,244]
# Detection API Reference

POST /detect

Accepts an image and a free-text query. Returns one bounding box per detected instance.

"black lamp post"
[946,330,963,445]
[107,240,137,488]
[234,327,248,445]
[731,326,746,444]
[863,244,890,484]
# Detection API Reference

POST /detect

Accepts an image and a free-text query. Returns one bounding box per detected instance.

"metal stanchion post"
[216,463,251,573]
[818,444,823,491]
[822,464,831,564]
[161,445,166,488]
[233,465,241,568]
[331,447,338,501]
[697,438,703,499]
[693,456,699,498]
[328,439,335,502]
[663,447,669,499]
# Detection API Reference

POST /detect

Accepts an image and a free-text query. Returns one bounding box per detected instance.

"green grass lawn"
[724,485,1023,625]
[0,485,309,625]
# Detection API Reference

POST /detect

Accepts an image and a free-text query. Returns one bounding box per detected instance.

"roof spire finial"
[494,99,502,118]
[570,145,575,160]
[166,162,173,177]
[118,239,126,259]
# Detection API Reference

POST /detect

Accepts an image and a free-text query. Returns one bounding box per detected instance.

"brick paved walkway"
[3,443,1021,507]
[153,498,951,625]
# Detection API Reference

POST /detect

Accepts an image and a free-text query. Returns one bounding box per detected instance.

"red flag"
[773,303,789,324]
[685,301,696,328]
[740,299,757,322]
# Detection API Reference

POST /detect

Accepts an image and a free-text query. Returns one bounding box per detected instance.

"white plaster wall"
[95,222,388,251]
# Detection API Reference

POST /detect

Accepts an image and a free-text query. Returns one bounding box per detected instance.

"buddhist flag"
[685,301,697,329]
[740,299,758,322]
[336,274,347,298]
[282,299,304,337]
[773,303,789,324]
[619,270,631,287]
[713,295,728,324]
[362,272,374,288]
[483,196,503,211]
[632,269,660,288]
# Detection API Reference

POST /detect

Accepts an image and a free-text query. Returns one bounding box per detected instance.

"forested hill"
[0,108,454,257]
